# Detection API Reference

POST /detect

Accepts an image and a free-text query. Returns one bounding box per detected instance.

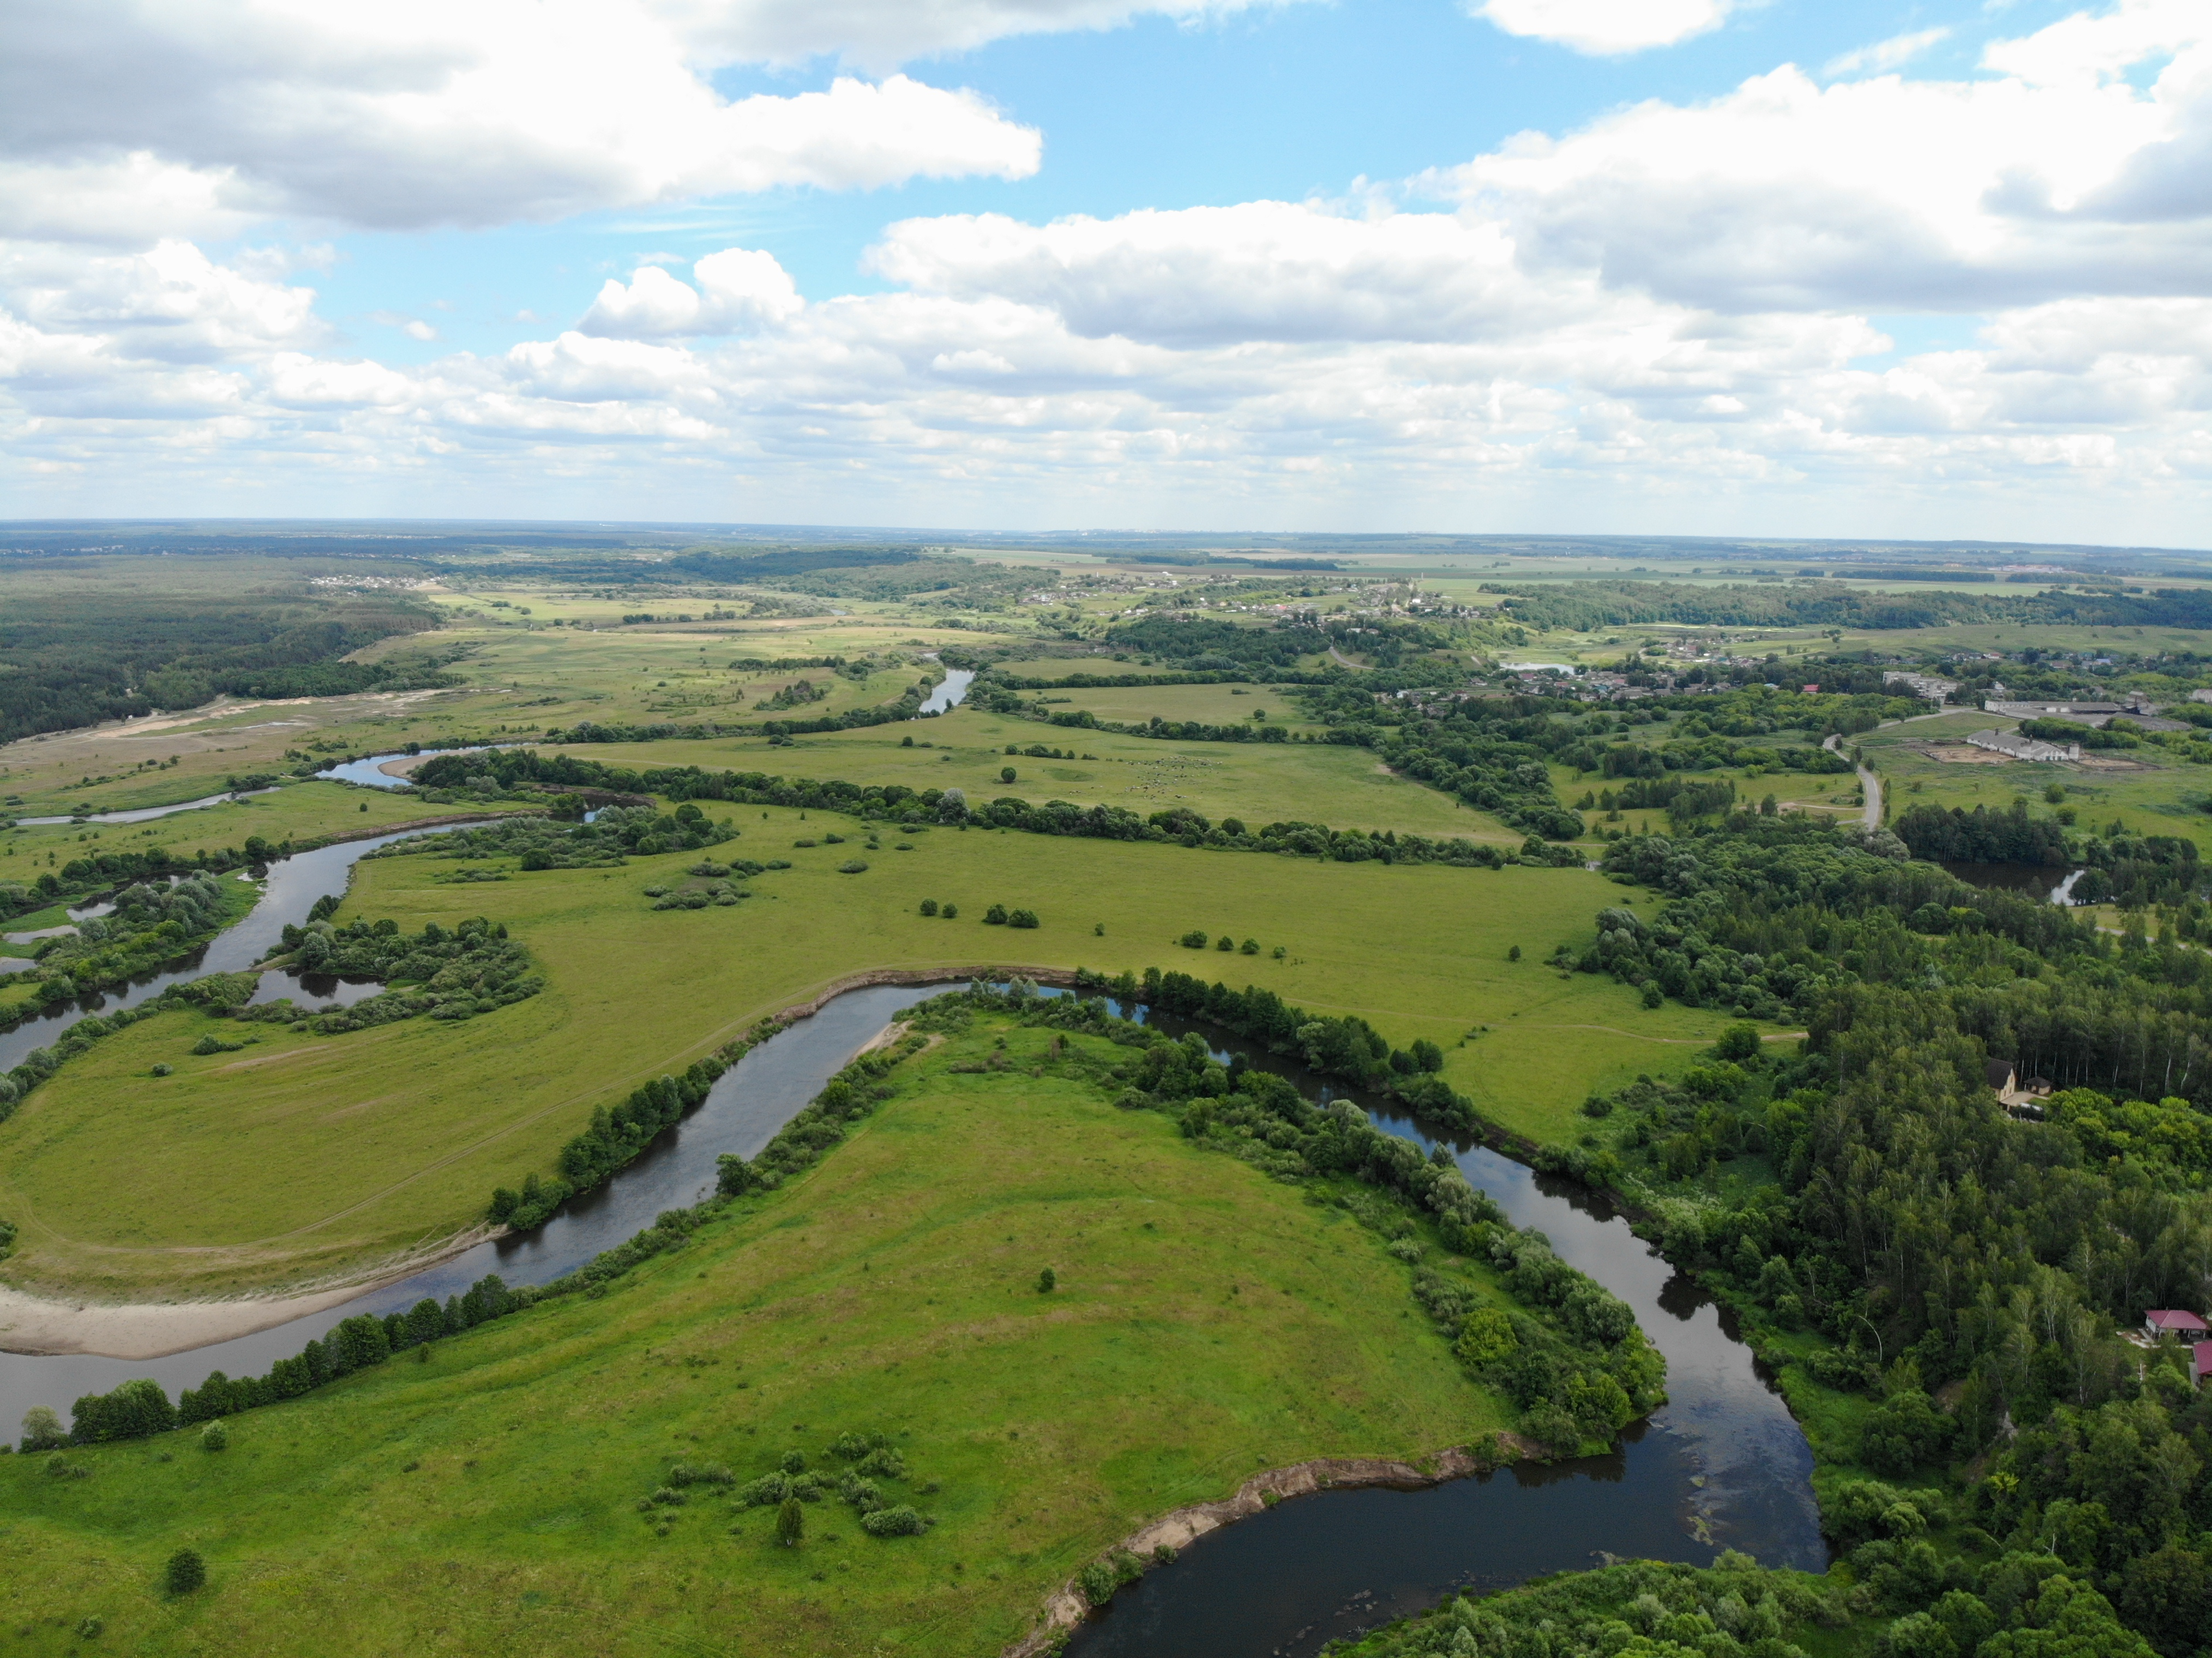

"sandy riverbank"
[0,1229,493,1360]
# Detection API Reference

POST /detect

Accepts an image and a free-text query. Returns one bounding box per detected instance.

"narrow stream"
[919,668,975,714]
[13,788,280,827]
[0,826,488,1076]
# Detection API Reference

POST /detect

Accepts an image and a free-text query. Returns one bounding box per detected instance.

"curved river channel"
[0,815,1820,1654]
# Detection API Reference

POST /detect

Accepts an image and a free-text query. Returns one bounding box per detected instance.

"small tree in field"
[165,1548,206,1595]
[1036,1267,1056,1293]
[19,1405,65,1452]
[1001,766,1017,784]
[776,1497,805,1547]
[1714,1022,1763,1064]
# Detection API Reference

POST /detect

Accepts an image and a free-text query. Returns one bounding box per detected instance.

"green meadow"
[0,815,1739,1302]
[1861,711,2212,854]
[0,1013,1514,1657]
[2,780,536,875]
[520,706,1511,841]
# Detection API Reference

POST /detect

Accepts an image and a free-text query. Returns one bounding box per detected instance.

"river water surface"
[1055,1000,1823,1658]
[0,820,1818,1654]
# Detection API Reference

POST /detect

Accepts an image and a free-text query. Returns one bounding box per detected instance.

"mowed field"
[2,780,536,874]
[1861,711,2212,852]
[1036,681,1322,731]
[0,573,1012,818]
[0,1014,1513,1658]
[0,813,1743,1301]
[518,702,1510,841]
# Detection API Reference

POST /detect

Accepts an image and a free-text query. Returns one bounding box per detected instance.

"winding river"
[0,803,1819,1655]
[0,826,490,1077]
[1054,998,1823,1657]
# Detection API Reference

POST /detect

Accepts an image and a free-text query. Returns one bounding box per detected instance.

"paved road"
[1823,732,1883,828]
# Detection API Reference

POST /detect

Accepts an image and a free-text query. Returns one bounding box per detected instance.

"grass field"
[0,570,1031,820]
[1861,711,2212,854]
[1036,681,1320,731]
[0,818,1745,1301]
[1,780,537,883]
[0,1013,1514,1657]
[521,709,1510,840]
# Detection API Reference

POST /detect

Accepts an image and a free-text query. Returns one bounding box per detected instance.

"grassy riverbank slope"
[1,1012,1513,1656]
[0,814,1757,1301]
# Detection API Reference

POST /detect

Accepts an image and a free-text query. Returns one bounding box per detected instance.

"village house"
[1987,1059,2053,1113]
[2144,1308,2209,1340]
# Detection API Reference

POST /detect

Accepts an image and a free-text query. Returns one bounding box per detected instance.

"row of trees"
[47,1276,521,1447]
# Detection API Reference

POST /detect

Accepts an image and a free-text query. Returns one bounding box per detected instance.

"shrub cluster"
[1335,1555,1852,1658]
[490,1055,734,1229]
[1070,965,1474,1129]
[729,1430,930,1538]
[714,1035,929,1199]
[11,871,235,1012]
[41,1275,526,1447]
[247,913,542,1031]
[368,801,738,868]
[401,748,1554,869]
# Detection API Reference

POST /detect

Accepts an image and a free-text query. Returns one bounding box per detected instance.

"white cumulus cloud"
[1474,0,1733,56]
[0,3,1041,241]
[4,0,2212,543]
[657,0,1296,73]
[1436,1,2212,314]
[580,248,806,338]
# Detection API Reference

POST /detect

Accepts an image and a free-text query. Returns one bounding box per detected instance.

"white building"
[1967,729,2080,762]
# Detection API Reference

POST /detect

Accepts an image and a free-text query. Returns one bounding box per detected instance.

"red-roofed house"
[2197,1344,2212,1389]
[2145,1308,2209,1339]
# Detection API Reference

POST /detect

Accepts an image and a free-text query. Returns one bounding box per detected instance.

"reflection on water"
[247,970,387,1010]
[919,668,975,714]
[0,829,484,1074]
[1061,993,1823,1658]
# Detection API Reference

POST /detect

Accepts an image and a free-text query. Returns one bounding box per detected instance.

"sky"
[1,0,2209,543]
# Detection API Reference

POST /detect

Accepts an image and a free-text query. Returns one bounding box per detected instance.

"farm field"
[1,780,537,879]
[0,1011,1514,1657]
[1861,711,2212,853]
[1035,680,1322,731]
[0,818,1741,1302]
[518,711,1504,840]
[0,575,1015,821]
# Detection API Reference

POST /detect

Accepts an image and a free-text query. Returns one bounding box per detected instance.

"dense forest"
[1564,812,2212,1656]
[0,587,447,742]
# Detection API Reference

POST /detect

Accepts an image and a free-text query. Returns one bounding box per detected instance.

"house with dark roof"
[1988,1059,2054,1114]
